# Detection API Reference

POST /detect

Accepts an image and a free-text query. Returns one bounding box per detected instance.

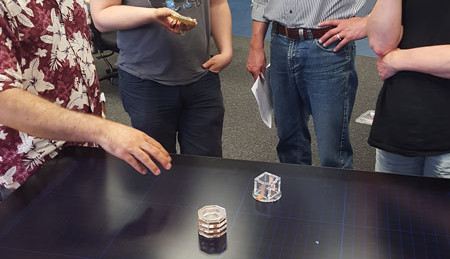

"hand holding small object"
[169,12,197,35]
[155,8,196,35]
[170,13,197,26]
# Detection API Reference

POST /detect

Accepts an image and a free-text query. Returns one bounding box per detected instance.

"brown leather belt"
[274,22,335,40]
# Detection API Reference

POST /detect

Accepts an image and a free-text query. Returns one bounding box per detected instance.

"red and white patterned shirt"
[0,0,103,190]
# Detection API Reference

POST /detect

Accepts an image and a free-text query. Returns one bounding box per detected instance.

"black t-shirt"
[368,0,450,156]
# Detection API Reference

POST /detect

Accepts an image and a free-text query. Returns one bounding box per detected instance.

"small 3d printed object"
[253,172,282,202]
[198,205,227,238]
[170,13,196,26]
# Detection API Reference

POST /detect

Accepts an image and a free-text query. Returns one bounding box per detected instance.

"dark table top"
[0,147,449,259]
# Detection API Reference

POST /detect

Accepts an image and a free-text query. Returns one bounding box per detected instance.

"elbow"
[92,23,108,33]
[368,27,403,57]
[367,32,387,56]
[90,11,110,33]
[90,17,109,33]
[370,43,389,57]
[368,38,393,57]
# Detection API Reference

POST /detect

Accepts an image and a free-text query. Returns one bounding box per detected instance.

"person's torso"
[117,0,210,85]
[263,0,367,28]
[369,0,450,156]
[0,0,102,190]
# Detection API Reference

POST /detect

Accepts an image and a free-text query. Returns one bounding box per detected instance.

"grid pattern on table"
[0,155,448,259]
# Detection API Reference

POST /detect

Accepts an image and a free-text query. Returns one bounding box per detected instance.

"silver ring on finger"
[336,33,342,40]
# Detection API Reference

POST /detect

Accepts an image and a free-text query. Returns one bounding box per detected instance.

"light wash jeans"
[270,33,357,169]
[376,149,450,178]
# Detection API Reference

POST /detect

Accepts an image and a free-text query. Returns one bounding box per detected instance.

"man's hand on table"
[97,121,172,175]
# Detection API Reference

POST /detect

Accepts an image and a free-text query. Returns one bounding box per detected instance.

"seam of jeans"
[339,49,353,168]
[289,40,302,165]
[340,102,348,167]
[291,40,309,165]
[287,39,295,75]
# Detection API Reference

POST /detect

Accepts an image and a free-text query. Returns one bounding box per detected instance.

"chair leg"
[97,50,118,84]
[99,50,114,74]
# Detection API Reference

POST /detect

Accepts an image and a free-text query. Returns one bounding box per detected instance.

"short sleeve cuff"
[251,2,269,23]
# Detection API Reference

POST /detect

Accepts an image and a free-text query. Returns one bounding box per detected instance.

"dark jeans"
[118,69,224,157]
[0,185,14,201]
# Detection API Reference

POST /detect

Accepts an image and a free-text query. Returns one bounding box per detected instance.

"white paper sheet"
[251,65,273,128]
[355,110,375,125]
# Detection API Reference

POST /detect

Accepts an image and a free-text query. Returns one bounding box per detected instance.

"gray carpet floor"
[97,35,381,172]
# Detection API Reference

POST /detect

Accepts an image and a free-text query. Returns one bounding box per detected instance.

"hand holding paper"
[251,65,273,128]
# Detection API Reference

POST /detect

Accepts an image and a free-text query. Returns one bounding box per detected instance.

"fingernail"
[318,39,322,43]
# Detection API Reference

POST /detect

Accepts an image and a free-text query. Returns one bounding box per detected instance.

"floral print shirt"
[0,0,103,190]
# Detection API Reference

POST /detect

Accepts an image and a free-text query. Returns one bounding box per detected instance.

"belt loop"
[298,28,304,40]
[305,29,313,40]
[285,25,289,38]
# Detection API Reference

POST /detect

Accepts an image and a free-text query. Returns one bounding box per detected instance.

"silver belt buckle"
[298,28,305,40]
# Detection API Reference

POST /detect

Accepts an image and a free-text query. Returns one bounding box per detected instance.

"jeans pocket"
[207,70,220,76]
[203,70,221,90]
[314,39,346,53]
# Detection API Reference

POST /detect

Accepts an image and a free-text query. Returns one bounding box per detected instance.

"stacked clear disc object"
[198,205,227,238]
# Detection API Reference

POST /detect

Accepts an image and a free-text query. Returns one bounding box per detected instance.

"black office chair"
[90,23,119,83]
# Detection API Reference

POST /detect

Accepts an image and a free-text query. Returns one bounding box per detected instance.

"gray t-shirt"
[118,0,210,85]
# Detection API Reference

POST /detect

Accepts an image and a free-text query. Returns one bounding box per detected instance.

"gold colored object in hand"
[170,13,196,26]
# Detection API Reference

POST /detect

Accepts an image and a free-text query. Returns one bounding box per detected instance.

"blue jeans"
[119,69,224,157]
[376,149,450,178]
[270,34,357,169]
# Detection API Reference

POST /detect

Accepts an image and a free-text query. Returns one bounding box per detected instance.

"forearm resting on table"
[390,46,450,79]
[0,88,172,175]
[0,88,107,144]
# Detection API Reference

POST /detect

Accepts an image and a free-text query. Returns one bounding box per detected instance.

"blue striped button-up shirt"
[252,0,367,29]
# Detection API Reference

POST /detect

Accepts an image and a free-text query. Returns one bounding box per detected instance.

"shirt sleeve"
[251,0,269,23]
[0,6,24,93]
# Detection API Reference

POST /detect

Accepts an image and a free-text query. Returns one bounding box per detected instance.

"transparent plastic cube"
[252,172,282,202]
